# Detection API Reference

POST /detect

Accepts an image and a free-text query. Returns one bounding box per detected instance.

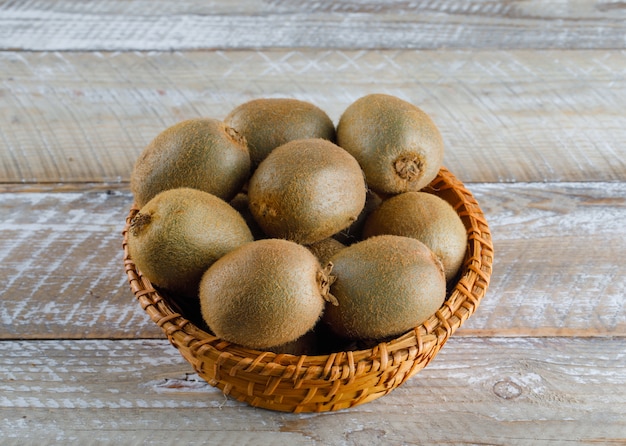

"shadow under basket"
[122,166,494,413]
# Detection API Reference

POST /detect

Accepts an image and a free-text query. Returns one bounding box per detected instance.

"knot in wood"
[493,378,522,400]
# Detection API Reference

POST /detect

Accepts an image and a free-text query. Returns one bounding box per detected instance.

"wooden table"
[1,2,625,444]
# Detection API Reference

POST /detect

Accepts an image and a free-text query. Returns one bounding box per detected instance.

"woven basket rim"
[122,166,494,412]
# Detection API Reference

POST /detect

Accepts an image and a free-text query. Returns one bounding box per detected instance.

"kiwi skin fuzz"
[323,234,446,341]
[306,237,346,265]
[336,93,444,195]
[248,138,367,245]
[362,191,467,282]
[199,239,331,350]
[130,118,251,208]
[127,188,254,300]
[225,98,336,169]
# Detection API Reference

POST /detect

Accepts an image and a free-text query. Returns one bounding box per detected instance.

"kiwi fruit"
[131,118,251,207]
[224,98,336,169]
[336,93,444,195]
[127,188,253,299]
[199,239,333,350]
[306,237,346,265]
[248,138,367,245]
[362,191,467,282]
[322,235,446,340]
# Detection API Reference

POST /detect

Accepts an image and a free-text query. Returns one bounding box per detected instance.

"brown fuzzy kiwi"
[306,237,346,265]
[127,188,253,300]
[131,118,251,208]
[362,191,467,282]
[224,98,336,169]
[199,239,334,350]
[248,138,367,245]
[323,235,446,341]
[336,93,444,195]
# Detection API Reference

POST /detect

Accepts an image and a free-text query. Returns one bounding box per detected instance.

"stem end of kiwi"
[394,153,424,182]
[318,262,339,306]
[225,125,247,148]
[130,212,152,237]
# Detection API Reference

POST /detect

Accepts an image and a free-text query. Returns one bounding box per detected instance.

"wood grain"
[1,183,624,339]
[465,181,626,336]
[1,337,623,445]
[1,0,626,51]
[1,50,625,184]
[0,189,162,340]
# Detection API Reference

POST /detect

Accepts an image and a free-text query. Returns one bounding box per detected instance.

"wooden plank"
[464,181,626,336]
[0,188,162,340]
[1,0,626,51]
[1,50,625,184]
[1,182,624,339]
[0,337,623,444]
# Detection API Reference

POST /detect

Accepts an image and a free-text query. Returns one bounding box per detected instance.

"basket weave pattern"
[122,167,494,413]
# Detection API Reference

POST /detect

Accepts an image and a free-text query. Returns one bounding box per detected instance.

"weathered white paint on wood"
[0,189,162,339]
[1,0,625,51]
[1,50,625,184]
[1,183,624,339]
[466,181,626,336]
[0,338,623,444]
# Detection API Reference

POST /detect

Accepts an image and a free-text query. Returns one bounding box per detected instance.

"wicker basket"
[122,166,493,413]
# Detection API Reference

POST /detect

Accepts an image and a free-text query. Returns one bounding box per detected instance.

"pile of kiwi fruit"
[127,94,467,355]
